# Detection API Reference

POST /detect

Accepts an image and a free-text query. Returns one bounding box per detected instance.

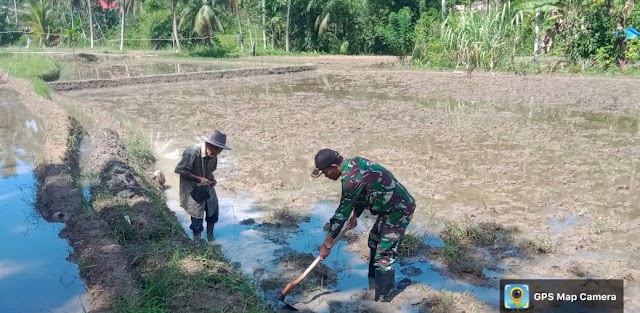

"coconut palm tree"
[24,0,52,47]
[119,0,125,50]
[262,0,266,48]
[285,0,290,51]
[87,0,93,48]
[179,0,224,46]
[224,0,244,51]
[172,0,181,51]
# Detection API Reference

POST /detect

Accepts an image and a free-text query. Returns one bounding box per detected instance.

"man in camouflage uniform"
[312,148,415,301]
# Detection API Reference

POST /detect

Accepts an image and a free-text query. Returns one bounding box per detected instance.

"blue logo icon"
[504,284,530,309]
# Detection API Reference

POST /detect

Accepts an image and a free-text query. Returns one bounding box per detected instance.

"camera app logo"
[504,284,530,310]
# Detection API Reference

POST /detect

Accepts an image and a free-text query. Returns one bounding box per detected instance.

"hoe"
[277,226,351,311]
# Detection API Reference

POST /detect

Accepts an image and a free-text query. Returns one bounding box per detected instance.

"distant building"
[97,0,119,10]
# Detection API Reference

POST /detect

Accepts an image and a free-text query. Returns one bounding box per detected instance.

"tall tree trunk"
[285,0,291,52]
[247,17,253,44]
[236,5,244,52]
[262,0,266,49]
[441,0,445,20]
[87,0,94,48]
[120,2,125,50]
[13,0,18,24]
[248,17,256,55]
[534,9,540,61]
[172,0,181,52]
[70,0,74,28]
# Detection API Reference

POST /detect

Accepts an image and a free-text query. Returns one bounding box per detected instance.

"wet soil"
[56,57,640,310]
[5,78,136,312]
[7,72,269,312]
[24,54,640,311]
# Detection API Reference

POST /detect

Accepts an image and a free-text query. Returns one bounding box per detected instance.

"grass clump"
[398,232,426,257]
[442,220,504,246]
[114,241,271,313]
[123,128,156,170]
[442,241,462,263]
[522,236,554,255]
[0,53,60,98]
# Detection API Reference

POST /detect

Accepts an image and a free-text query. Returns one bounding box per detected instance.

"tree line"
[1,0,638,71]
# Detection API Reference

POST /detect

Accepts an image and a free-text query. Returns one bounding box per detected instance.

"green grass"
[0,53,61,99]
[114,241,271,313]
[442,241,462,263]
[398,233,425,257]
[123,128,156,170]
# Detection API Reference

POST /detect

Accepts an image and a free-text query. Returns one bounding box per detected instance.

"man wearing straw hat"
[175,130,231,240]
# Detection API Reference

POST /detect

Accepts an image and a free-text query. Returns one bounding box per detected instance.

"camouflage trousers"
[368,203,415,272]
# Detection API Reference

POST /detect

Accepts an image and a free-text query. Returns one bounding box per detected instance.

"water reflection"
[0,88,42,177]
[59,62,241,81]
[0,88,88,312]
[0,165,89,312]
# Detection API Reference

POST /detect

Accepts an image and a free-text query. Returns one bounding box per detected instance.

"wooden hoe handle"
[279,226,350,297]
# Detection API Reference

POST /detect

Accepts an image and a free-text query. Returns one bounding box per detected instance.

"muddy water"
[59,62,243,81]
[63,70,640,309]
[125,124,501,308]
[0,88,88,312]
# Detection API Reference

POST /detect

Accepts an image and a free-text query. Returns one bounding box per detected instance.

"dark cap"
[311,149,341,178]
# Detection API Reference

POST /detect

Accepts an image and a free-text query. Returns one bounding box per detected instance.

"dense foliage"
[0,0,638,72]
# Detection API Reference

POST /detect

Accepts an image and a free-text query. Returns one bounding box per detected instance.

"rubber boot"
[374,268,395,302]
[206,224,215,241]
[368,277,375,291]
[368,248,376,278]
[193,231,201,240]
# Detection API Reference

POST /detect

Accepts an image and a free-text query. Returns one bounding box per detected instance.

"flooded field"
[58,57,302,81]
[55,56,640,311]
[0,88,88,312]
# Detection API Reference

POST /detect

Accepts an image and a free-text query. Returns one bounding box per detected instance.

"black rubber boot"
[374,268,395,302]
[368,277,375,290]
[368,248,376,278]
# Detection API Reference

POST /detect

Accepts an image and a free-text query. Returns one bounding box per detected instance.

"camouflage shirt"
[327,157,416,238]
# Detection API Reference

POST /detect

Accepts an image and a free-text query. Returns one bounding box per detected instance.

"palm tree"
[172,0,181,51]
[87,0,93,48]
[24,0,52,47]
[14,0,18,24]
[225,0,244,51]
[285,0,290,51]
[120,0,125,50]
[180,0,224,46]
[262,0,266,48]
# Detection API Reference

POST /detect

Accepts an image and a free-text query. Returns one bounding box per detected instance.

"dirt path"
[53,55,640,311]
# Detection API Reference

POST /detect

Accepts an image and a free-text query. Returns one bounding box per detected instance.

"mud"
[50,64,316,91]
[7,72,268,312]
[43,55,640,311]
[5,78,136,312]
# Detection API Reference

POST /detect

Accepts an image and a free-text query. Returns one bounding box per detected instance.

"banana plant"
[517,0,559,60]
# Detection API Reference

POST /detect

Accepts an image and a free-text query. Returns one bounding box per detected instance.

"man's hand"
[209,178,217,186]
[346,214,358,230]
[196,176,210,184]
[318,243,331,260]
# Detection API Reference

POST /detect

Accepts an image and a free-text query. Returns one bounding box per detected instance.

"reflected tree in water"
[0,91,43,178]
